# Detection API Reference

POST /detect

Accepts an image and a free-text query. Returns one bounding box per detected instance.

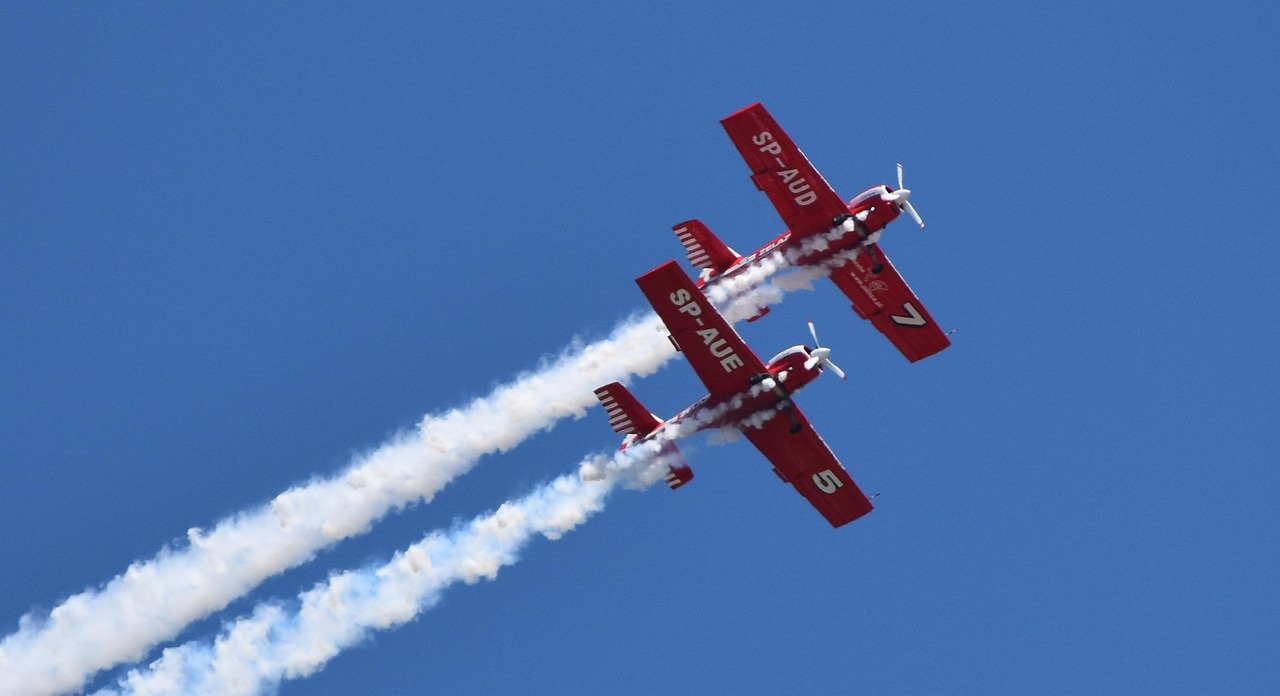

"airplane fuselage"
[621,345,821,452]
[701,185,903,292]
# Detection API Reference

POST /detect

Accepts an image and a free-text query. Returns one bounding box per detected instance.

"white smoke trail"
[0,315,669,696]
[94,448,661,696]
[95,391,779,696]
[1,230,865,695]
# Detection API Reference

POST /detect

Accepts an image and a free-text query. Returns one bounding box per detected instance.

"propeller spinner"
[887,163,925,228]
[803,321,847,380]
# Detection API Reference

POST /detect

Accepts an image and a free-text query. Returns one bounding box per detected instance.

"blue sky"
[2,2,1277,694]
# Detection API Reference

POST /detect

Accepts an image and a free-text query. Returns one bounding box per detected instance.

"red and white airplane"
[594,259,874,527]
[673,102,950,362]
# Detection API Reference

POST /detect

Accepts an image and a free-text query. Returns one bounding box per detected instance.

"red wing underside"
[721,103,849,239]
[829,248,951,363]
[636,260,766,400]
[741,406,873,527]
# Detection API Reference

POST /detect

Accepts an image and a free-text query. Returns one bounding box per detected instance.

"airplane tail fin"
[594,382,663,437]
[593,382,694,490]
[673,219,740,278]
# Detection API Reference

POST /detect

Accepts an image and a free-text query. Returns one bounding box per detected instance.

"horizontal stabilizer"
[594,383,694,491]
[657,441,694,490]
[672,219,740,277]
[664,465,694,490]
[594,382,663,437]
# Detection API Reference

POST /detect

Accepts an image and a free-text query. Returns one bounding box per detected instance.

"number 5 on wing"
[812,469,844,494]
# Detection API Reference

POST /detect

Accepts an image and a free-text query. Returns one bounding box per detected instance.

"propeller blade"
[903,200,925,228]
[804,321,845,380]
[824,359,848,381]
[894,163,925,228]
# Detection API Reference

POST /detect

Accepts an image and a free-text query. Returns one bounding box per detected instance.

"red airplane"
[594,259,874,527]
[673,102,950,363]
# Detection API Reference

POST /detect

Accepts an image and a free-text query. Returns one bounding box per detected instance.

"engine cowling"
[763,345,820,392]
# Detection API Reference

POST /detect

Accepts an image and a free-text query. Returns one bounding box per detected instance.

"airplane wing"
[720,102,849,239]
[829,247,951,363]
[636,259,767,400]
[740,404,874,527]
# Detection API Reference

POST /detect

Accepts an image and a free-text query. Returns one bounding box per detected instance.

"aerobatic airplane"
[594,259,874,527]
[673,102,950,362]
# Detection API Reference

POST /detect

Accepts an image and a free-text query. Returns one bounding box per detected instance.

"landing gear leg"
[865,245,885,275]
[782,401,802,434]
[839,214,884,274]
[753,374,803,434]
[832,213,857,235]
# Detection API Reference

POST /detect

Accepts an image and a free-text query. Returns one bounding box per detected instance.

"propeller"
[803,321,847,380]
[887,163,925,228]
